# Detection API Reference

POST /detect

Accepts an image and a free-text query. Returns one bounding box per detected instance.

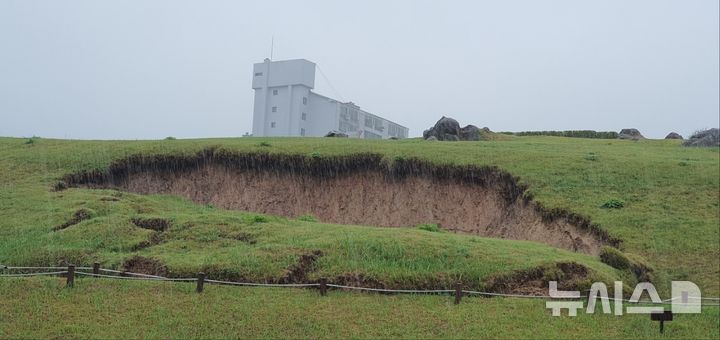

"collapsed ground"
[63,149,615,255]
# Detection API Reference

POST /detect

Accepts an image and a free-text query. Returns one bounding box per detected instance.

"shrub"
[309,151,321,159]
[584,153,597,161]
[297,214,318,222]
[416,223,443,232]
[24,136,41,145]
[164,136,176,140]
[258,141,272,147]
[601,199,624,209]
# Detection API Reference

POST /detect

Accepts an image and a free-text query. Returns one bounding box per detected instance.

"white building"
[251,59,408,139]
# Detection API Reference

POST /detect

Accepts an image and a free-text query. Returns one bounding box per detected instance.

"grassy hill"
[0,135,718,337]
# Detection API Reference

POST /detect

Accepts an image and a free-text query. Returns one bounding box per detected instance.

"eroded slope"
[62,149,618,255]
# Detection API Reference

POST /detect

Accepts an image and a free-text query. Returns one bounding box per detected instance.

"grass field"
[0,135,718,336]
[0,277,718,338]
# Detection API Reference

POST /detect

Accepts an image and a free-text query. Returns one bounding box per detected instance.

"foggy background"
[1,0,718,139]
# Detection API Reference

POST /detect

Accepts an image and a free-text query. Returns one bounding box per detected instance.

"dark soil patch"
[331,272,387,289]
[131,217,170,232]
[280,250,323,283]
[130,232,165,251]
[121,255,167,276]
[485,262,590,295]
[53,209,93,231]
[227,232,257,244]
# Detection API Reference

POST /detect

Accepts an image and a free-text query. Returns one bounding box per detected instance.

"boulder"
[683,128,719,147]
[460,125,481,141]
[425,136,438,141]
[664,132,683,140]
[618,128,645,140]
[325,131,348,138]
[423,116,461,141]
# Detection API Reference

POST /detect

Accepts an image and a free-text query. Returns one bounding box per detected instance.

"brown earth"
[121,255,167,276]
[110,163,604,254]
[485,262,590,295]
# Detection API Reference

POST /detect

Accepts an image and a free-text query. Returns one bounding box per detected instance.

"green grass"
[0,277,718,339]
[0,135,718,336]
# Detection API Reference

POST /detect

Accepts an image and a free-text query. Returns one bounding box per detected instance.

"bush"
[297,214,318,222]
[25,136,41,145]
[258,141,271,147]
[601,199,624,209]
[584,153,597,161]
[164,136,176,140]
[416,223,443,232]
[309,151,322,159]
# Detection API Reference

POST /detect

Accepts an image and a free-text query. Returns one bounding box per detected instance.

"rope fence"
[1,264,719,306]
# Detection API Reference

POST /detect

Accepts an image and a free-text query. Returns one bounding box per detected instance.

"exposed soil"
[130,232,165,251]
[227,232,257,244]
[485,262,590,295]
[281,250,323,283]
[131,217,170,232]
[120,167,605,254]
[121,255,167,276]
[62,149,619,255]
[53,209,92,231]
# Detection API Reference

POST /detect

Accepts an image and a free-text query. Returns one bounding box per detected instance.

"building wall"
[307,92,339,136]
[252,58,408,138]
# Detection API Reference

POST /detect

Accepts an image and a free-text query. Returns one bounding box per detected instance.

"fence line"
[1,265,719,306]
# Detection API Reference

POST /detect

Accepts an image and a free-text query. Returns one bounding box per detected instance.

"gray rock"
[618,128,645,140]
[423,116,461,141]
[683,128,719,147]
[460,125,481,141]
[324,130,348,138]
[664,132,683,140]
[425,136,438,141]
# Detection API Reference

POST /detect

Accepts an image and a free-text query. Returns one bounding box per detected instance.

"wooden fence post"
[67,265,75,288]
[454,282,463,305]
[92,262,100,275]
[196,272,206,293]
[319,278,327,296]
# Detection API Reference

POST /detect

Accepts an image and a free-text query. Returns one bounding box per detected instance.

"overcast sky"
[1,0,718,139]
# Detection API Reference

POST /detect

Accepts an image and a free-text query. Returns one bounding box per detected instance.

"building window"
[272,89,278,95]
[271,106,277,112]
[271,122,276,128]
[301,112,307,120]
[302,97,307,105]
[300,128,305,136]
[254,72,263,76]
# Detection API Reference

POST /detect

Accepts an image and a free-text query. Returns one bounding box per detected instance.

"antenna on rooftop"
[270,35,274,61]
